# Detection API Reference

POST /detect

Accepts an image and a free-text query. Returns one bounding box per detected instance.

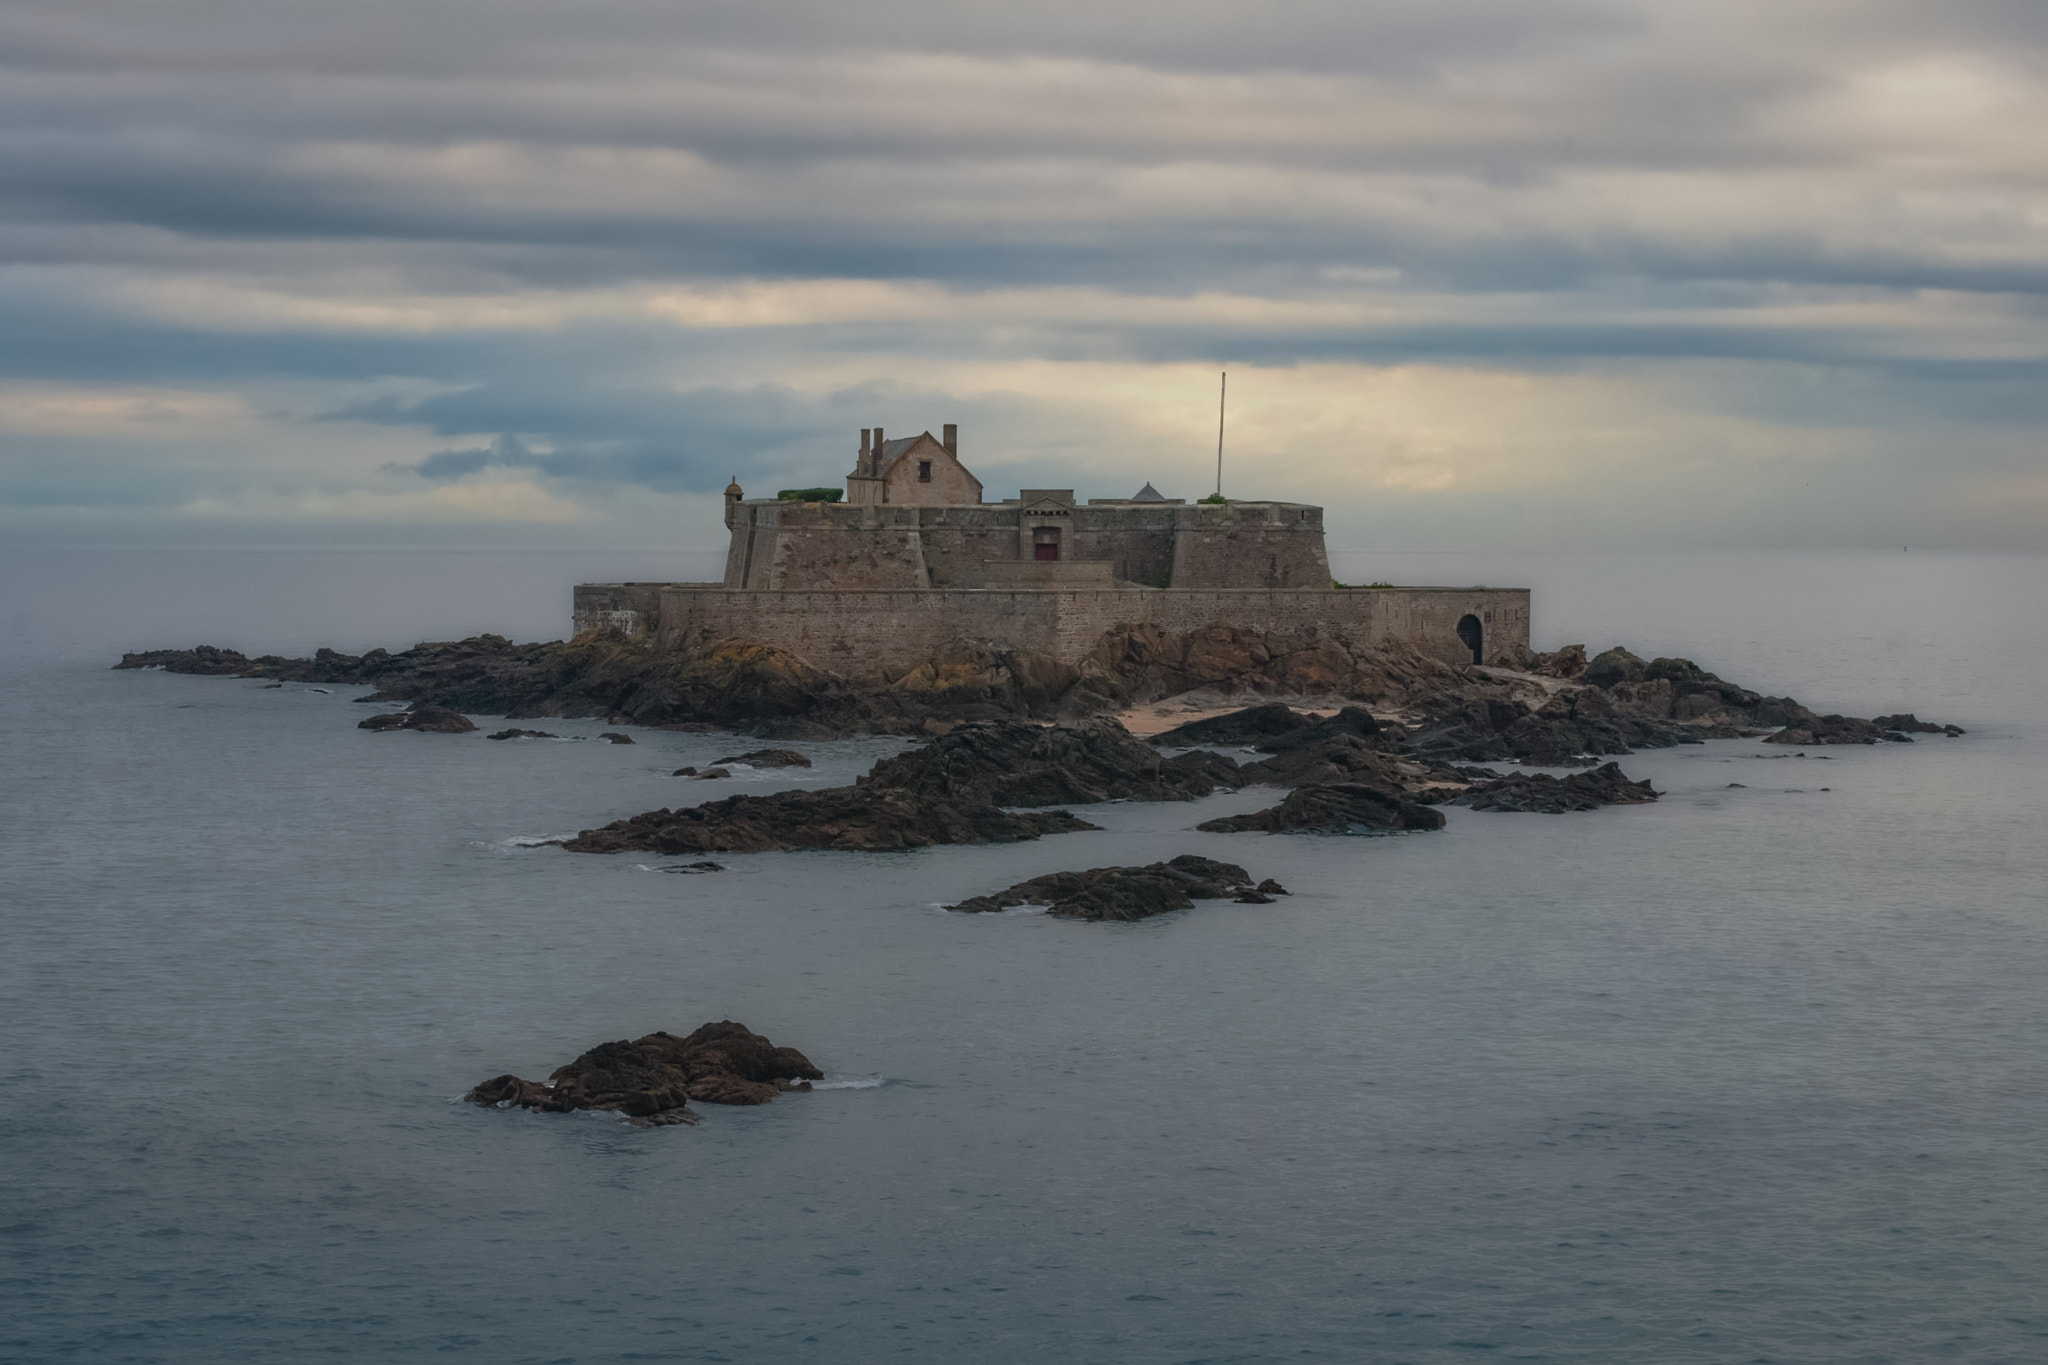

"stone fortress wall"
[575,422,1533,675]
[721,495,1331,592]
[572,583,1532,673]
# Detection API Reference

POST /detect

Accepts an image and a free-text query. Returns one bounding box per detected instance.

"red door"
[1034,542,1059,561]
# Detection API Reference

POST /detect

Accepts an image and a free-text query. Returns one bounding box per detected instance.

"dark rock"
[692,767,732,780]
[1236,708,1412,789]
[118,628,1961,782]
[113,645,256,676]
[1763,715,1882,746]
[658,860,726,874]
[466,1021,822,1128]
[1454,762,1659,813]
[488,728,558,740]
[672,766,698,777]
[861,717,1246,807]
[357,705,478,734]
[712,748,812,768]
[562,785,1098,854]
[599,731,635,744]
[404,705,478,733]
[1197,782,1447,835]
[1148,702,1317,747]
[1872,713,1966,736]
[1256,879,1289,894]
[948,854,1264,921]
[1584,647,1649,688]
[565,715,1259,854]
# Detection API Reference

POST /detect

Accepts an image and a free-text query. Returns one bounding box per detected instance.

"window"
[918,461,932,482]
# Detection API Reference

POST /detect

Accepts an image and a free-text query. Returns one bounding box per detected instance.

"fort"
[574,424,1530,675]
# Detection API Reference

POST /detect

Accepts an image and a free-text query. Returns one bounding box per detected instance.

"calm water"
[2,549,2044,1363]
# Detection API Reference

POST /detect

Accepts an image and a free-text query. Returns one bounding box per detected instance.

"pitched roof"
[1132,481,1166,501]
[877,434,931,461]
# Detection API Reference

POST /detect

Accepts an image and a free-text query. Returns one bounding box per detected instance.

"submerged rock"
[1197,782,1447,835]
[948,854,1284,921]
[1452,762,1660,813]
[562,786,1098,854]
[1872,713,1966,737]
[467,1021,821,1128]
[488,727,559,740]
[712,748,812,768]
[598,731,635,744]
[357,704,477,734]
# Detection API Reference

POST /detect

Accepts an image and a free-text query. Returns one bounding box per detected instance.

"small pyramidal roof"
[1131,481,1167,502]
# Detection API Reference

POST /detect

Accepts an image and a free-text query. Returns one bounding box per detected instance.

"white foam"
[812,1075,884,1090]
[496,834,572,848]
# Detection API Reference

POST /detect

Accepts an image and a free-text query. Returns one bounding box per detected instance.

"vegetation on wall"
[777,487,844,502]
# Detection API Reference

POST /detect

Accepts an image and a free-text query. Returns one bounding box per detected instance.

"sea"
[1,546,2043,1364]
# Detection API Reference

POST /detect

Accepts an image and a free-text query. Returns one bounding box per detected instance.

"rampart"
[573,584,1532,674]
[720,497,1329,591]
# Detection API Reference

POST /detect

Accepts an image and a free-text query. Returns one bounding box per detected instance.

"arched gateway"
[1456,614,1484,665]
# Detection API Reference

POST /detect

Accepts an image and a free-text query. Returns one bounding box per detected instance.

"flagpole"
[1215,370,1226,499]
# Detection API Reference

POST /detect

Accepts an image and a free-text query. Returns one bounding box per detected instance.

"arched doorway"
[1456,614,1483,665]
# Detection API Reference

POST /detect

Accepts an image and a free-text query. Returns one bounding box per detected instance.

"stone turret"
[723,475,744,528]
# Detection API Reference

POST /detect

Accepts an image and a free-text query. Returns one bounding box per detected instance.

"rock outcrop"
[1450,762,1660,813]
[1197,782,1448,836]
[116,631,1960,762]
[712,748,812,768]
[559,785,1099,854]
[467,1021,821,1128]
[948,855,1285,920]
[561,718,1244,855]
[1148,702,1319,747]
[488,727,559,740]
[863,717,1246,807]
[1872,713,1966,738]
[356,704,477,733]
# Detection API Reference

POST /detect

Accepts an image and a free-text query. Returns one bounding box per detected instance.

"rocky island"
[119,627,1962,855]
[467,1021,822,1128]
[948,855,1289,920]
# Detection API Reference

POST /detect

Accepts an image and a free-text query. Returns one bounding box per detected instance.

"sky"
[3,0,2044,552]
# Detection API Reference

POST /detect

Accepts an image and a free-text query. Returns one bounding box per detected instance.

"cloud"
[2,0,2047,546]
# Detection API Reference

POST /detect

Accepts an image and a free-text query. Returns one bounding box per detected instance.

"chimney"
[860,427,870,459]
[872,427,883,467]
[942,423,957,456]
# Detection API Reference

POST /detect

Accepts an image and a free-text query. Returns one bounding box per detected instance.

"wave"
[812,1075,884,1090]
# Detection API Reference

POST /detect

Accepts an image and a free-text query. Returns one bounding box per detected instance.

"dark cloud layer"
[2,0,2044,545]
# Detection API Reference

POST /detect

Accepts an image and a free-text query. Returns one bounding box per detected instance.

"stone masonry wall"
[570,583,678,638]
[720,498,1330,592]
[1166,504,1330,589]
[593,584,1531,674]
